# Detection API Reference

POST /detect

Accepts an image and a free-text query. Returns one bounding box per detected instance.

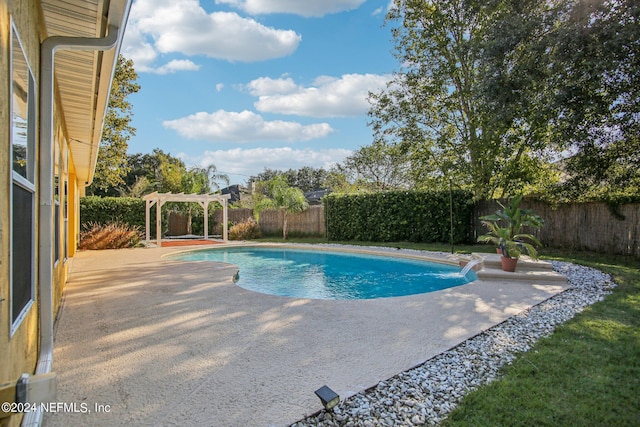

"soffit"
[40,0,129,185]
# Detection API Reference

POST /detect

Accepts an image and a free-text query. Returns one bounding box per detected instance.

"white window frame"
[64,147,69,262]
[10,21,37,336]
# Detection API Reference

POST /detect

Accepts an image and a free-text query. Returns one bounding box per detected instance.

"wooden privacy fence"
[167,201,638,256]
[166,209,254,236]
[475,199,640,257]
[209,205,325,236]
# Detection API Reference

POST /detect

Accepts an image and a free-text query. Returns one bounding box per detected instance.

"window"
[53,137,70,263]
[10,23,36,333]
[64,148,69,261]
[54,142,60,264]
[54,175,60,264]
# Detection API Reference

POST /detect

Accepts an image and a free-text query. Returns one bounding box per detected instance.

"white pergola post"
[222,198,228,242]
[200,201,209,240]
[156,197,162,247]
[145,198,154,242]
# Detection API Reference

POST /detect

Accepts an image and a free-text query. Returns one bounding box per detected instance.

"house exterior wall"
[1,2,42,426]
[1,1,83,424]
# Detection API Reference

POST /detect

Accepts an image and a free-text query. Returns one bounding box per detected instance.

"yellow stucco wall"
[1,3,42,426]
[1,1,82,425]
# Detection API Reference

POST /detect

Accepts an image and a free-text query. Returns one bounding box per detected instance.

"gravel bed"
[291,260,616,427]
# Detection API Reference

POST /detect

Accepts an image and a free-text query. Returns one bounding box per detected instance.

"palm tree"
[182,164,230,194]
[180,164,230,235]
[254,175,309,239]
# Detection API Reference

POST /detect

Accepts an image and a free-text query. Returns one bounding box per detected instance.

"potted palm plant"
[477,195,544,272]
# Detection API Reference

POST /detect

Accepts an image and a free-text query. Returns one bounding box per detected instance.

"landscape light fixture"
[314,385,339,410]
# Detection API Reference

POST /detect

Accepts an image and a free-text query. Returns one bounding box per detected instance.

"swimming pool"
[167,246,476,300]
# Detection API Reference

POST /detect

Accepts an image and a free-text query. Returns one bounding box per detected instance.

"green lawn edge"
[442,248,640,427]
[254,238,640,425]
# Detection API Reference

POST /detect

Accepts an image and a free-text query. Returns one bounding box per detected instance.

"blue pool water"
[167,246,476,300]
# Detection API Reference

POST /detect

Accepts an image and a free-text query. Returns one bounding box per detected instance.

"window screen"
[10,22,35,330]
[12,183,34,323]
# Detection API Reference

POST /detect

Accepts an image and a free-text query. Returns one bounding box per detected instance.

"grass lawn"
[256,237,640,425]
[443,248,640,427]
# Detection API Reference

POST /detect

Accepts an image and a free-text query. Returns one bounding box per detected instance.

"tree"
[369,0,570,199]
[124,149,186,193]
[250,168,282,185]
[181,164,229,195]
[545,0,640,199]
[477,0,639,200]
[338,142,412,191]
[292,166,330,193]
[87,55,140,195]
[369,0,498,199]
[123,149,229,233]
[324,169,357,193]
[116,176,153,198]
[180,165,229,234]
[474,0,564,197]
[250,167,330,193]
[371,0,640,200]
[126,149,228,195]
[254,175,309,239]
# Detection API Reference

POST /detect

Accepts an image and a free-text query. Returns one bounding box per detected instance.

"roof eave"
[41,0,132,186]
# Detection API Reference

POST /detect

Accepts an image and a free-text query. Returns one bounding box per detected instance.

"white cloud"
[163,110,333,142]
[152,59,201,74]
[372,1,396,17]
[121,23,158,72]
[122,0,302,72]
[215,0,366,17]
[179,147,353,179]
[245,76,299,96]
[215,83,225,92]
[248,73,391,118]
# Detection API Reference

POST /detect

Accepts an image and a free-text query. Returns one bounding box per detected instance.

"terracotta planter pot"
[501,256,518,272]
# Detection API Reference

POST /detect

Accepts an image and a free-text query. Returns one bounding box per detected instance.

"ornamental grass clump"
[79,221,143,250]
[229,218,261,240]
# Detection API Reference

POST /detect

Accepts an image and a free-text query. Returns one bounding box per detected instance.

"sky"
[121,0,397,187]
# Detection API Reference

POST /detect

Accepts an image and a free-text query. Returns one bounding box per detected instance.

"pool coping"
[161,242,461,265]
[162,242,472,300]
[45,243,570,427]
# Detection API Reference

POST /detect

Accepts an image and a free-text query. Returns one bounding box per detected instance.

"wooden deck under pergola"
[143,192,231,247]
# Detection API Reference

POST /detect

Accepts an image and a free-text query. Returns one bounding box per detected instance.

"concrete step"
[477,253,554,271]
[476,267,568,283]
[454,253,567,284]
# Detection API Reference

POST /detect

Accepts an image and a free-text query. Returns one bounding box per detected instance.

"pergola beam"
[142,192,231,247]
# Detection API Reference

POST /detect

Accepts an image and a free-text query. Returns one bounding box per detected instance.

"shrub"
[79,221,143,250]
[229,218,261,240]
[324,190,475,243]
[80,196,145,228]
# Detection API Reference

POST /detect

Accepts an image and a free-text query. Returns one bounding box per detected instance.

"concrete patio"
[43,244,568,427]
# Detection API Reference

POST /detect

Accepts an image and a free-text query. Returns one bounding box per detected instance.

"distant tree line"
[88,149,229,197]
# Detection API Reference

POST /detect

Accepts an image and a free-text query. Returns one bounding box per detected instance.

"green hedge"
[81,192,475,243]
[80,196,145,229]
[323,190,475,243]
[80,197,221,237]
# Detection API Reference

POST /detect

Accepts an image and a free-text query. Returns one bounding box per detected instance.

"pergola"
[142,192,231,247]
